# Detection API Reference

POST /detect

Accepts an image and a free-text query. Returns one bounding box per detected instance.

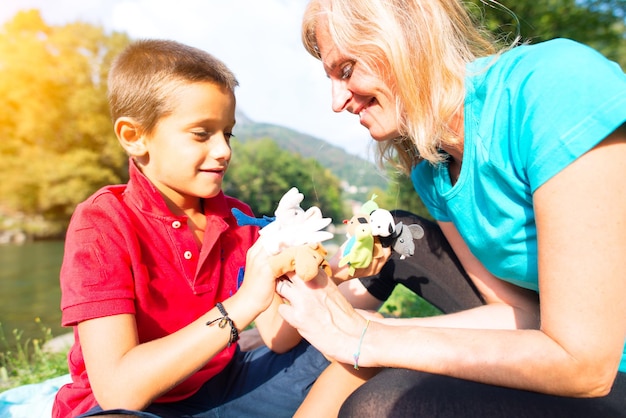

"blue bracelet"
[353,319,370,370]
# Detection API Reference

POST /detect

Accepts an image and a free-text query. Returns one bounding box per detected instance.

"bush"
[0,319,68,393]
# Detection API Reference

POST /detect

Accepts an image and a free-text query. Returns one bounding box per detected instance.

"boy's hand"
[237,239,281,314]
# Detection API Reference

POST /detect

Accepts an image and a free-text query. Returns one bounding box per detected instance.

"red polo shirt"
[53,161,258,417]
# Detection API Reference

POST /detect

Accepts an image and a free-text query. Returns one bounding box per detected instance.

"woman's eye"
[340,62,354,80]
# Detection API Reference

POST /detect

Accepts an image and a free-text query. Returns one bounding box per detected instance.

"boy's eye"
[192,131,235,143]
[192,131,209,140]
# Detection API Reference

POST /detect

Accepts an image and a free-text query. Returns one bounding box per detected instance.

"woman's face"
[316,23,401,142]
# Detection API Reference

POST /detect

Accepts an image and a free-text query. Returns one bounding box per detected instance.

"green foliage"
[225,138,346,222]
[467,0,626,68]
[0,10,130,233]
[3,149,123,223]
[381,285,442,318]
[373,166,433,221]
[0,319,68,392]
[233,121,389,202]
[2,3,626,235]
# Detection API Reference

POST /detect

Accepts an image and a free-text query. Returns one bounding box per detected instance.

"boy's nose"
[210,134,231,160]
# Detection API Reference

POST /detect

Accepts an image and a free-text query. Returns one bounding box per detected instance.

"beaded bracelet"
[206,302,239,347]
[353,319,370,370]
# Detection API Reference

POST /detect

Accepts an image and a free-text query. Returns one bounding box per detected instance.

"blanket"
[0,374,71,418]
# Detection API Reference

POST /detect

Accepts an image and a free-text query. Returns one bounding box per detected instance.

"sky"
[0,0,376,159]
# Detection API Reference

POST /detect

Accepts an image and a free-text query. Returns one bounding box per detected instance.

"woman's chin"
[368,129,401,142]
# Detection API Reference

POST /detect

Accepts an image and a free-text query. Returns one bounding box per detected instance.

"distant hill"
[234,111,389,196]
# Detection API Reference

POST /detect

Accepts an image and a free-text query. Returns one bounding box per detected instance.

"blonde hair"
[303,0,509,172]
[108,39,238,135]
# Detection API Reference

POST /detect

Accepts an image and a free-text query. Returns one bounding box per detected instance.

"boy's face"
[139,81,236,209]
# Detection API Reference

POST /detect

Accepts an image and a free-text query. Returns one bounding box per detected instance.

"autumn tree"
[0,10,130,233]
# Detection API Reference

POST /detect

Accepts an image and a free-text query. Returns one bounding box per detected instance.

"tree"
[467,0,626,67]
[377,168,432,221]
[379,0,626,220]
[0,10,130,233]
[225,138,345,223]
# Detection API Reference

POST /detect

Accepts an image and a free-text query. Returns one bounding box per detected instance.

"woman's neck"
[441,109,465,185]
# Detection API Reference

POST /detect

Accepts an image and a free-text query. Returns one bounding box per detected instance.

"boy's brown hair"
[108,39,239,135]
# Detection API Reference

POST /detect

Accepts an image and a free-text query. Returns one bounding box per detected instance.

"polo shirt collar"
[123,158,231,221]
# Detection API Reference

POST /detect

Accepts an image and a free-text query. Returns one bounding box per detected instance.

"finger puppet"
[231,208,274,228]
[369,208,396,238]
[338,194,426,275]
[232,187,334,281]
[258,187,334,255]
[360,193,380,216]
[382,221,425,259]
[337,194,381,276]
[268,242,332,281]
[339,215,374,276]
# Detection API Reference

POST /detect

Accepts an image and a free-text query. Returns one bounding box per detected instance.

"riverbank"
[43,333,73,354]
[0,209,66,244]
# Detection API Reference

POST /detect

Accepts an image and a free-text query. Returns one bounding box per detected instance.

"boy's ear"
[115,117,148,156]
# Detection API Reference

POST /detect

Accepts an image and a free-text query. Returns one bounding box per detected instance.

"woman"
[277,0,626,416]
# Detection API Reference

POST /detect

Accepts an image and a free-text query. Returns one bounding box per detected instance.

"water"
[0,238,344,351]
[0,241,66,349]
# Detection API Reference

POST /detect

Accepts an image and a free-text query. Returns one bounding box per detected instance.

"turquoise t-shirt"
[411,38,626,371]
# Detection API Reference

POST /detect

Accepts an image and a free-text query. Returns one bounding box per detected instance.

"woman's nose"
[331,80,351,113]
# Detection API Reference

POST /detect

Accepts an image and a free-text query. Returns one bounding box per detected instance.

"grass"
[381,284,442,318]
[0,286,439,394]
[0,319,69,393]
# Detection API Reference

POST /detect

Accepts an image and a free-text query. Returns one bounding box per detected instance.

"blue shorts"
[78,340,329,418]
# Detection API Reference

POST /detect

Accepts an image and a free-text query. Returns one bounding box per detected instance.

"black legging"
[344,210,626,418]
[359,210,484,314]
[341,369,626,418]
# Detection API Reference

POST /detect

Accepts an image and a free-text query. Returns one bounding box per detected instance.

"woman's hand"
[276,271,369,364]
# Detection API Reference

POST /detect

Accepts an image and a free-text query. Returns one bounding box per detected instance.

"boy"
[53,39,328,418]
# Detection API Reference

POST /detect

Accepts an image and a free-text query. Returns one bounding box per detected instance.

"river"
[0,238,343,351]
[0,241,67,350]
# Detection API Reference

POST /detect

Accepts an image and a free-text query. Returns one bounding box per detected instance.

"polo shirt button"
[184,251,193,260]
[172,220,182,229]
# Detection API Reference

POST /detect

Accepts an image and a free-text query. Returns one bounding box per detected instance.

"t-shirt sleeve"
[60,194,136,326]
[513,39,626,192]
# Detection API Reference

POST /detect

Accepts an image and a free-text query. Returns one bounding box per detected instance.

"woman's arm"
[279,128,626,397]
[385,221,541,330]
